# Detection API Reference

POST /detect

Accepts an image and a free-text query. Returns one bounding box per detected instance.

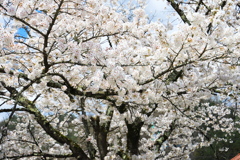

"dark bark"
[81,98,97,159]
[167,0,191,25]
[4,153,74,159]
[91,116,108,160]
[195,0,203,12]
[220,1,227,9]
[154,119,176,151]
[126,117,144,155]
[47,79,117,100]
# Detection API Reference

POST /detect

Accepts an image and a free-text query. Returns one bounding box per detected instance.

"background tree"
[190,98,240,160]
[0,0,239,159]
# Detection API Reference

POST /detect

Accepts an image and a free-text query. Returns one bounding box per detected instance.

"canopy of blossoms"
[0,0,239,159]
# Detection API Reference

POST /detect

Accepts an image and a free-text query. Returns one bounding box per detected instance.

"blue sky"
[15,27,29,39]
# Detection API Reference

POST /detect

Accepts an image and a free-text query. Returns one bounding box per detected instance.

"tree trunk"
[126,117,144,155]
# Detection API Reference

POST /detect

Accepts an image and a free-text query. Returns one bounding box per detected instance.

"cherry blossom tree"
[0,0,239,159]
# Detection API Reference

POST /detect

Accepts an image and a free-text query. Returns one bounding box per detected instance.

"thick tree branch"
[0,68,117,102]
[4,153,74,159]
[47,79,117,100]
[0,108,30,113]
[154,119,176,152]
[91,116,108,160]
[91,106,113,160]
[80,97,96,159]
[167,0,191,25]
[1,84,90,160]
[195,0,203,12]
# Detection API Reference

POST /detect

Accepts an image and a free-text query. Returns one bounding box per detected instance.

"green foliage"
[0,115,19,131]
[191,129,240,160]
[191,99,240,160]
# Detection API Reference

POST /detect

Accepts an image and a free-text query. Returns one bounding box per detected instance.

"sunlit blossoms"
[0,0,239,159]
